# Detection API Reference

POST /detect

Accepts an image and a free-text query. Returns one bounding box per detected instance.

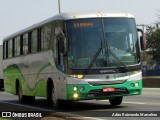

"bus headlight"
[130,82,139,87]
[69,74,84,79]
[73,93,79,99]
[77,75,84,79]
[135,82,139,87]
[73,86,78,91]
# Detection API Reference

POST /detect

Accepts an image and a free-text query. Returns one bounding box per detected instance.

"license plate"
[103,87,115,92]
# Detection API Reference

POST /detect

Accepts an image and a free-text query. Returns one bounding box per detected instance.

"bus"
[3,11,143,108]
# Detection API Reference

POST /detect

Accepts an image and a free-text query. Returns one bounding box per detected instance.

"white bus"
[3,11,142,108]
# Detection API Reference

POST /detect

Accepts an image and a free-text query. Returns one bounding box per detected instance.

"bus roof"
[59,11,135,20]
[3,11,135,41]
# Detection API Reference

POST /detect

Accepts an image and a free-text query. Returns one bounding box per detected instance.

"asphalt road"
[0,88,160,120]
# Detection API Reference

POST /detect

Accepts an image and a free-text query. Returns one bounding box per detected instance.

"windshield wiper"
[108,48,130,72]
[84,48,102,76]
[83,47,129,77]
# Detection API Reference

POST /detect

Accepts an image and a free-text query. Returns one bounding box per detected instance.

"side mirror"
[137,28,145,51]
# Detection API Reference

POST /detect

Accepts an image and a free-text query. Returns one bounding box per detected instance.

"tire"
[18,83,35,104]
[47,83,62,109]
[18,83,26,103]
[109,96,123,106]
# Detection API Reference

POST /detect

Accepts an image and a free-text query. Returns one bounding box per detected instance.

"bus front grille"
[88,80,127,86]
[88,88,129,96]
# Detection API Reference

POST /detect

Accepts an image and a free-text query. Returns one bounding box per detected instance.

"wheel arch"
[46,78,54,100]
[47,78,54,91]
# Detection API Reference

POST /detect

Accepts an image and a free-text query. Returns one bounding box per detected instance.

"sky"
[0,0,160,45]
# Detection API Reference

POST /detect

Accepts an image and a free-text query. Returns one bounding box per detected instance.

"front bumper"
[66,80,142,100]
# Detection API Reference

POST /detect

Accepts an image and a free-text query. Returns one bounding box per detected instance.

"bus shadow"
[34,99,126,112]
[1,98,126,113]
[26,99,126,112]
[57,101,125,112]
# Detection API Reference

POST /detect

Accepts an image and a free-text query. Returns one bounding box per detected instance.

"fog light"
[73,93,79,99]
[135,82,139,87]
[73,86,78,91]
[131,83,134,87]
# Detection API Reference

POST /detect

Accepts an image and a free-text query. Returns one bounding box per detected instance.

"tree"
[145,25,160,62]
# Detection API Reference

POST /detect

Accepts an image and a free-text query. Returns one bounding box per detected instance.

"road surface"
[0,88,160,120]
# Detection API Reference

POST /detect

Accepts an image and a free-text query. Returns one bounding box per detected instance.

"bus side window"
[31,30,38,53]
[8,39,13,58]
[3,42,8,59]
[3,42,5,59]
[23,33,29,54]
[15,36,20,56]
[41,26,50,51]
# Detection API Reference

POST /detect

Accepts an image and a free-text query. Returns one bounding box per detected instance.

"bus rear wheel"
[109,96,123,106]
[18,83,25,103]
[17,83,35,104]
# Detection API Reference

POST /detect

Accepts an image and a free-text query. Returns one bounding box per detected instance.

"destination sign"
[73,22,94,27]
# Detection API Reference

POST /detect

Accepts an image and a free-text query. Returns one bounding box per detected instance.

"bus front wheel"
[48,83,61,108]
[109,96,123,106]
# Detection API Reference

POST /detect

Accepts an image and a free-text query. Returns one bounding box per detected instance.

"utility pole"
[58,0,61,14]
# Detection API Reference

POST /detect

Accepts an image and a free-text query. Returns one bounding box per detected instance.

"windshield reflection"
[66,18,139,69]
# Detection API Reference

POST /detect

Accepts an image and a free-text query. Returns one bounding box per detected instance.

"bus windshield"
[66,18,140,69]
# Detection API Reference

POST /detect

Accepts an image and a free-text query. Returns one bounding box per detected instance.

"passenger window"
[41,25,51,51]
[31,30,38,53]
[3,42,7,59]
[8,40,13,58]
[15,36,20,56]
[23,34,28,54]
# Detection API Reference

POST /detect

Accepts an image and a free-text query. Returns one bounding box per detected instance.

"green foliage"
[145,25,160,62]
